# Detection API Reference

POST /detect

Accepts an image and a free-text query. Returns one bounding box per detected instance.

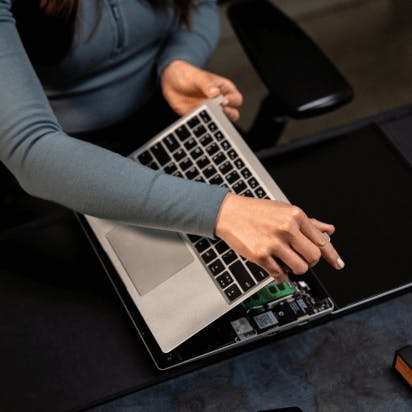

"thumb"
[197,73,221,98]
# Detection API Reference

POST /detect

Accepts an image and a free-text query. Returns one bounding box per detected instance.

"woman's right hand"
[215,193,345,283]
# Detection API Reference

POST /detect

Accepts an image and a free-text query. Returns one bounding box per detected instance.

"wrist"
[162,59,191,80]
[215,192,237,239]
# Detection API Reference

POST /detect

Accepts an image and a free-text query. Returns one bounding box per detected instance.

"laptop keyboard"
[136,107,271,304]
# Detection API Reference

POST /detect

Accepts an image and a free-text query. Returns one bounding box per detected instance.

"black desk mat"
[1,107,412,412]
[261,123,412,309]
[0,213,163,412]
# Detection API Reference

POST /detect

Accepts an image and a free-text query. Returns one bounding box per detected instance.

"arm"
[157,1,243,121]
[0,1,228,237]
[0,1,344,280]
[157,0,220,76]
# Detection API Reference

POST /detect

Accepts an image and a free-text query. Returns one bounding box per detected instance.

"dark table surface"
[87,291,412,412]
[2,107,412,412]
[86,109,412,412]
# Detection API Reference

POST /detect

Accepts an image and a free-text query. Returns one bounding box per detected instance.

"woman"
[0,0,344,283]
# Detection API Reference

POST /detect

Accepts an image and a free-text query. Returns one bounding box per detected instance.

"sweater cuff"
[197,185,229,239]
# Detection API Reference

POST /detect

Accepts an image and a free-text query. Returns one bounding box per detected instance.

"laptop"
[77,100,412,370]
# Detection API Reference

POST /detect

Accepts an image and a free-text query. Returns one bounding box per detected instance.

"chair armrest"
[227,0,354,118]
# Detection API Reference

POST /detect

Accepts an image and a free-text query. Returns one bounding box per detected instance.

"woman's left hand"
[161,60,243,122]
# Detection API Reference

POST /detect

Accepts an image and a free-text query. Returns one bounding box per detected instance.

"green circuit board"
[242,281,295,310]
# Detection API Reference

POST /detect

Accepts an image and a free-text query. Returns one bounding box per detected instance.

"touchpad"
[106,225,194,296]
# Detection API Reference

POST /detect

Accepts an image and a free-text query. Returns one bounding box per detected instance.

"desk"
[88,292,412,412]
[1,105,412,412]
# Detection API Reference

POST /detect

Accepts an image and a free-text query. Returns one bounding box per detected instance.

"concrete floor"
[206,0,412,143]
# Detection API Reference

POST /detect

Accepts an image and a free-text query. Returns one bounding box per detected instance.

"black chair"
[223,0,354,150]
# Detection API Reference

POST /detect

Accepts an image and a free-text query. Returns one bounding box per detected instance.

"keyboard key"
[232,180,247,194]
[194,238,210,253]
[229,261,256,292]
[199,134,212,147]
[241,168,252,179]
[187,234,201,243]
[209,175,224,185]
[184,137,197,151]
[194,175,206,183]
[246,261,269,282]
[147,161,159,170]
[188,116,200,129]
[248,177,259,189]
[176,125,190,141]
[227,149,238,160]
[215,241,230,254]
[219,161,233,175]
[173,148,186,162]
[208,259,225,276]
[199,110,211,123]
[225,284,242,301]
[226,170,240,184]
[164,134,179,152]
[179,158,193,171]
[216,272,233,289]
[255,187,267,198]
[172,170,183,178]
[222,250,237,265]
[243,189,254,197]
[190,147,203,160]
[201,249,217,264]
[185,167,199,180]
[212,152,226,165]
[193,125,207,138]
[206,143,219,156]
[196,155,210,169]
[208,122,218,132]
[234,159,245,169]
[221,140,231,151]
[203,165,217,179]
[137,150,153,165]
[215,131,224,141]
[150,142,171,166]
[164,163,177,175]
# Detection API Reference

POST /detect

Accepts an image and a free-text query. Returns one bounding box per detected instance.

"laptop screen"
[262,124,412,309]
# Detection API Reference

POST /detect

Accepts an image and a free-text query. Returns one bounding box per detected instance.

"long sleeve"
[156,0,220,75]
[0,1,228,237]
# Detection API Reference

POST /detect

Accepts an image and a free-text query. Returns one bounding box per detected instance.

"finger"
[274,245,309,275]
[300,217,330,248]
[213,78,243,107]
[318,239,345,270]
[290,233,321,268]
[222,106,240,122]
[197,72,222,98]
[207,86,221,98]
[300,218,344,270]
[310,218,335,235]
[221,89,243,108]
[257,255,288,283]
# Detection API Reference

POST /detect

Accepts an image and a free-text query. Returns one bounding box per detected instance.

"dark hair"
[12,0,194,66]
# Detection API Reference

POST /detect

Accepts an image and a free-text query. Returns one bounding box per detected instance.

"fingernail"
[209,86,219,95]
[222,98,229,105]
[337,258,345,269]
[323,232,331,242]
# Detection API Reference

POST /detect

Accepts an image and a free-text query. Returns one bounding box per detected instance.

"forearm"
[9,131,228,236]
[0,1,228,237]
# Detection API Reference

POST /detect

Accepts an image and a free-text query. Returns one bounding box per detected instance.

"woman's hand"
[161,60,243,122]
[215,193,345,283]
